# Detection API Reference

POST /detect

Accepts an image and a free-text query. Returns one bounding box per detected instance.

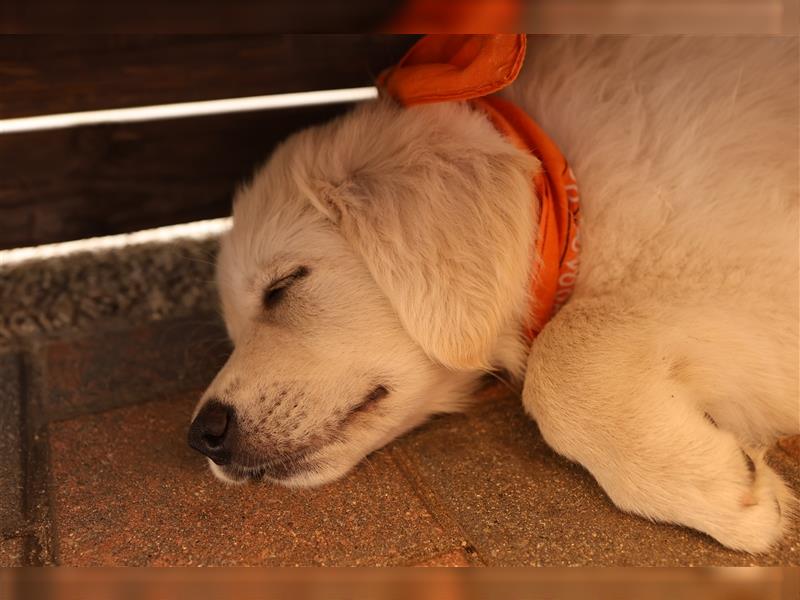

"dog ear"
[297,100,538,371]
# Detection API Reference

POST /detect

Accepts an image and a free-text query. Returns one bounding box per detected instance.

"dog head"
[189,98,538,486]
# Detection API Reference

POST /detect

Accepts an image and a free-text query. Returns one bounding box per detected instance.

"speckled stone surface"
[394,387,800,567]
[0,538,23,567]
[40,315,229,423]
[0,353,24,535]
[0,237,219,349]
[413,548,473,567]
[46,380,799,566]
[47,393,464,566]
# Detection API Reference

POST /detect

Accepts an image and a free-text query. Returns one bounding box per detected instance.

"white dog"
[189,36,799,553]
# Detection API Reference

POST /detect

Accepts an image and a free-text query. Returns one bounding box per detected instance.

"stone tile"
[413,548,471,567]
[41,315,230,423]
[0,537,24,566]
[395,386,800,567]
[0,353,24,535]
[47,393,462,566]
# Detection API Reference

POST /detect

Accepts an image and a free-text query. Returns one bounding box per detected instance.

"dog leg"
[522,298,795,552]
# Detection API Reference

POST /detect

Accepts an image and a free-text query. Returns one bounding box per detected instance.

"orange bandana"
[379,34,580,341]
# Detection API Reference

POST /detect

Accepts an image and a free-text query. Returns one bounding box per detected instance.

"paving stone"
[0,537,24,566]
[41,315,230,423]
[0,353,24,535]
[395,386,800,567]
[47,393,462,566]
[413,548,471,567]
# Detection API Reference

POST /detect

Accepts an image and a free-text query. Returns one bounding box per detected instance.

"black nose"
[188,400,236,465]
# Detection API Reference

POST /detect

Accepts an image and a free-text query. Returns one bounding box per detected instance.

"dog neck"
[471,95,581,340]
[380,34,581,342]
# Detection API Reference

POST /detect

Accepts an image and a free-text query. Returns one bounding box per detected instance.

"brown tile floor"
[0,352,24,537]
[394,395,800,566]
[41,316,230,423]
[0,538,23,567]
[2,308,799,566]
[48,394,466,566]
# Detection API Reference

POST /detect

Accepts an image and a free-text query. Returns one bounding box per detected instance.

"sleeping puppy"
[189,36,799,553]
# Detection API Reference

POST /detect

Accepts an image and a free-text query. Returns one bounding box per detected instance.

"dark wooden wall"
[0,35,416,249]
[0,36,412,118]
[0,1,407,34]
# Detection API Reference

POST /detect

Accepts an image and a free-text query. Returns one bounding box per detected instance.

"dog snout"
[188,400,236,465]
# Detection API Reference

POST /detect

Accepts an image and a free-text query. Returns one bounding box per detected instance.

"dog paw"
[702,449,795,553]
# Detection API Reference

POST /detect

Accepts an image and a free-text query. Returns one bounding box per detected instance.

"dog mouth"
[216,449,316,483]
[209,384,392,485]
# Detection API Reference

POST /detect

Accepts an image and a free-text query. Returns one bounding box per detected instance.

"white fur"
[199,36,799,552]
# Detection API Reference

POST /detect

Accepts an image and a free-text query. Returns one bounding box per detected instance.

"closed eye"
[263,266,309,309]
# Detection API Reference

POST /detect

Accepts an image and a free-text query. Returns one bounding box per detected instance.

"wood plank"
[0,35,416,119]
[0,103,352,249]
[0,1,406,34]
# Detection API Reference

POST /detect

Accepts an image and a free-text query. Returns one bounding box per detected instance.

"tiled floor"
[48,394,467,567]
[1,246,798,566]
[0,353,24,539]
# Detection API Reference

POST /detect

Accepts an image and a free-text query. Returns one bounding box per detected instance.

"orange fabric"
[383,0,521,34]
[378,34,526,105]
[379,34,581,341]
